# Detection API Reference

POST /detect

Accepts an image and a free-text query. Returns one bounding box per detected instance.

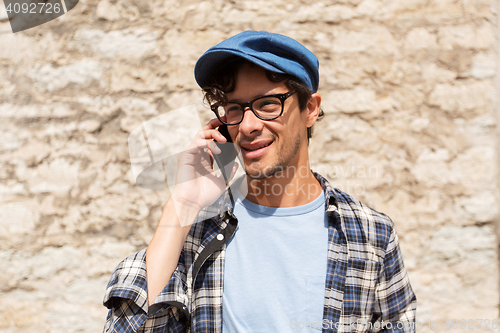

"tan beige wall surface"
[0,0,498,332]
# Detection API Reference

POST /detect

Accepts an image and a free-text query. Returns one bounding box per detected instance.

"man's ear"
[305,93,321,128]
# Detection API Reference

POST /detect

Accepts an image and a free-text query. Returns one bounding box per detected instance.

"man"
[103,30,416,332]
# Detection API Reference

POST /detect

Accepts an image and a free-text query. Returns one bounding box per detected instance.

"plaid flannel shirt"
[103,172,416,333]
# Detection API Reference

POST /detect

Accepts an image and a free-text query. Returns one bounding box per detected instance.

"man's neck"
[243,165,322,208]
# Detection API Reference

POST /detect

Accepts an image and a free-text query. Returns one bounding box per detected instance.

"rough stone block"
[118,97,158,117]
[332,26,398,55]
[428,81,494,114]
[95,0,121,21]
[0,203,37,237]
[404,28,438,50]
[30,61,103,93]
[438,24,494,50]
[110,64,165,92]
[469,52,496,79]
[424,225,496,265]
[324,87,376,113]
[422,63,457,83]
[73,29,158,58]
[293,4,355,23]
[78,119,102,133]
[27,158,80,194]
[455,192,498,224]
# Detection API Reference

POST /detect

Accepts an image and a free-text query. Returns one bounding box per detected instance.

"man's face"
[226,63,312,179]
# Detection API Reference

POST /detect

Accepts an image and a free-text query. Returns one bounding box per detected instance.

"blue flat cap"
[194,30,319,93]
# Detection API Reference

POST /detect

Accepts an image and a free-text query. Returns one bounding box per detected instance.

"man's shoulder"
[314,172,395,258]
[333,187,393,228]
[334,188,396,260]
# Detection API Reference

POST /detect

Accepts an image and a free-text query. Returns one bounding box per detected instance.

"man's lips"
[239,140,274,159]
[240,140,273,151]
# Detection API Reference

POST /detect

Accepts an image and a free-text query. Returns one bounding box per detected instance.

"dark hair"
[202,57,324,142]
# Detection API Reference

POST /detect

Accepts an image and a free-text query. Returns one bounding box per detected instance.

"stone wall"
[0,0,498,331]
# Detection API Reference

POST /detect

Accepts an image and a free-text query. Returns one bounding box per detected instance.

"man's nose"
[238,107,264,136]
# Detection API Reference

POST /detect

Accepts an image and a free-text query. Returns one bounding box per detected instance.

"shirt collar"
[214,171,339,226]
[311,171,339,212]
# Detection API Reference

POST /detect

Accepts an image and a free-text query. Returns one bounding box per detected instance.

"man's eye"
[226,105,243,112]
[256,99,280,111]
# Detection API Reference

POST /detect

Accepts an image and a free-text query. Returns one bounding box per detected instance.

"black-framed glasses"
[211,90,296,125]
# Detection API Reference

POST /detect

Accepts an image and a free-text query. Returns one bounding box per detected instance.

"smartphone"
[213,124,238,183]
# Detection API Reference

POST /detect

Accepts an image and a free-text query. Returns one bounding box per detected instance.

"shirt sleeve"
[373,227,417,333]
[102,249,190,333]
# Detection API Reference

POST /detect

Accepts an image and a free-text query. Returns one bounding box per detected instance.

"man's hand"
[169,118,239,225]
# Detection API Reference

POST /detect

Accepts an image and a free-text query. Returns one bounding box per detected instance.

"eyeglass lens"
[215,96,283,124]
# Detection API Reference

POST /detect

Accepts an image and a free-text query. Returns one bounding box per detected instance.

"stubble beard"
[244,135,302,180]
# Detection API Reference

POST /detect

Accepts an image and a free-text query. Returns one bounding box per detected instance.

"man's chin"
[243,163,283,179]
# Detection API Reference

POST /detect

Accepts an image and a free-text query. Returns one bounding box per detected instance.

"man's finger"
[228,162,239,183]
[199,128,227,142]
[202,118,223,130]
[207,140,221,154]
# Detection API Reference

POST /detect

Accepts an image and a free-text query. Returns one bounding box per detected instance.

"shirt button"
[217,234,224,241]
